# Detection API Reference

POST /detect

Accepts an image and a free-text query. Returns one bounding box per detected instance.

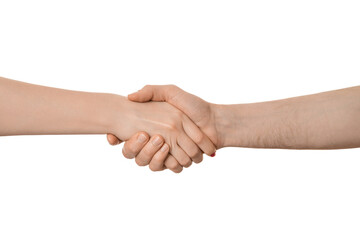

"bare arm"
[125,85,360,150]
[0,76,116,136]
[0,77,216,172]
[215,86,360,149]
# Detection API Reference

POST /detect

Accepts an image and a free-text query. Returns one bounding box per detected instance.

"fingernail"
[137,133,147,143]
[160,144,169,152]
[210,152,216,157]
[152,136,163,146]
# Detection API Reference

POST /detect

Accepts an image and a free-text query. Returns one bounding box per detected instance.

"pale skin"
[2,76,359,174]
[110,85,360,170]
[0,77,216,173]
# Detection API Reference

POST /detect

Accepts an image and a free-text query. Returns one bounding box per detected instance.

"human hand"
[107,96,216,171]
[107,132,183,173]
[107,85,222,171]
[127,85,222,148]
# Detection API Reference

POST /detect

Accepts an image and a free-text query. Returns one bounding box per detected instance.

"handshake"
[1,76,359,172]
[106,85,220,173]
[104,85,360,173]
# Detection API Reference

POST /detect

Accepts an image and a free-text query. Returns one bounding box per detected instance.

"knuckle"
[168,84,179,91]
[142,146,156,157]
[193,154,203,164]
[128,143,140,155]
[152,153,166,164]
[165,115,183,131]
[166,160,178,170]
[135,157,149,167]
[173,166,183,173]
[193,133,205,145]
[189,148,201,159]
[182,159,192,168]
[194,159,203,164]
[143,84,152,90]
[122,147,134,159]
[174,110,183,119]
[149,163,162,172]
[165,121,178,131]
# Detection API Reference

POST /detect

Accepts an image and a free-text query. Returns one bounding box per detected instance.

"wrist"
[87,93,124,135]
[213,100,303,149]
[106,94,154,142]
[105,94,137,141]
[211,103,244,148]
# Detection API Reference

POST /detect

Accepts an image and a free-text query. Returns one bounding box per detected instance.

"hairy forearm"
[215,86,360,149]
[0,77,120,136]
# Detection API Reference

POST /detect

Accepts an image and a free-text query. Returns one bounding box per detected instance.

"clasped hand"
[107,85,219,173]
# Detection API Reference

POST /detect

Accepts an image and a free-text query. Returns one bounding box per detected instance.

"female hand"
[107,132,183,173]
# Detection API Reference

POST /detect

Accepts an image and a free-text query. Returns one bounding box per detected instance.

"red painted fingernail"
[210,152,216,157]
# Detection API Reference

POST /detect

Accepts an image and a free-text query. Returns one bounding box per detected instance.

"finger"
[135,135,164,166]
[128,85,180,103]
[107,133,122,145]
[170,143,192,168]
[164,154,183,173]
[128,85,200,120]
[149,143,170,171]
[182,116,216,156]
[122,132,149,159]
[177,134,203,164]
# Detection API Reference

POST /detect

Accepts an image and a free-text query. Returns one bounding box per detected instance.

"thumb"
[127,86,154,102]
[128,85,178,103]
[107,133,122,146]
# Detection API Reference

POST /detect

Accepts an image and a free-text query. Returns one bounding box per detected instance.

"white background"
[0,0,359,239]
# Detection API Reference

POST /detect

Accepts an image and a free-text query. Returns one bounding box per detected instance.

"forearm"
[215,86,360,149]
[0,77,120,136]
